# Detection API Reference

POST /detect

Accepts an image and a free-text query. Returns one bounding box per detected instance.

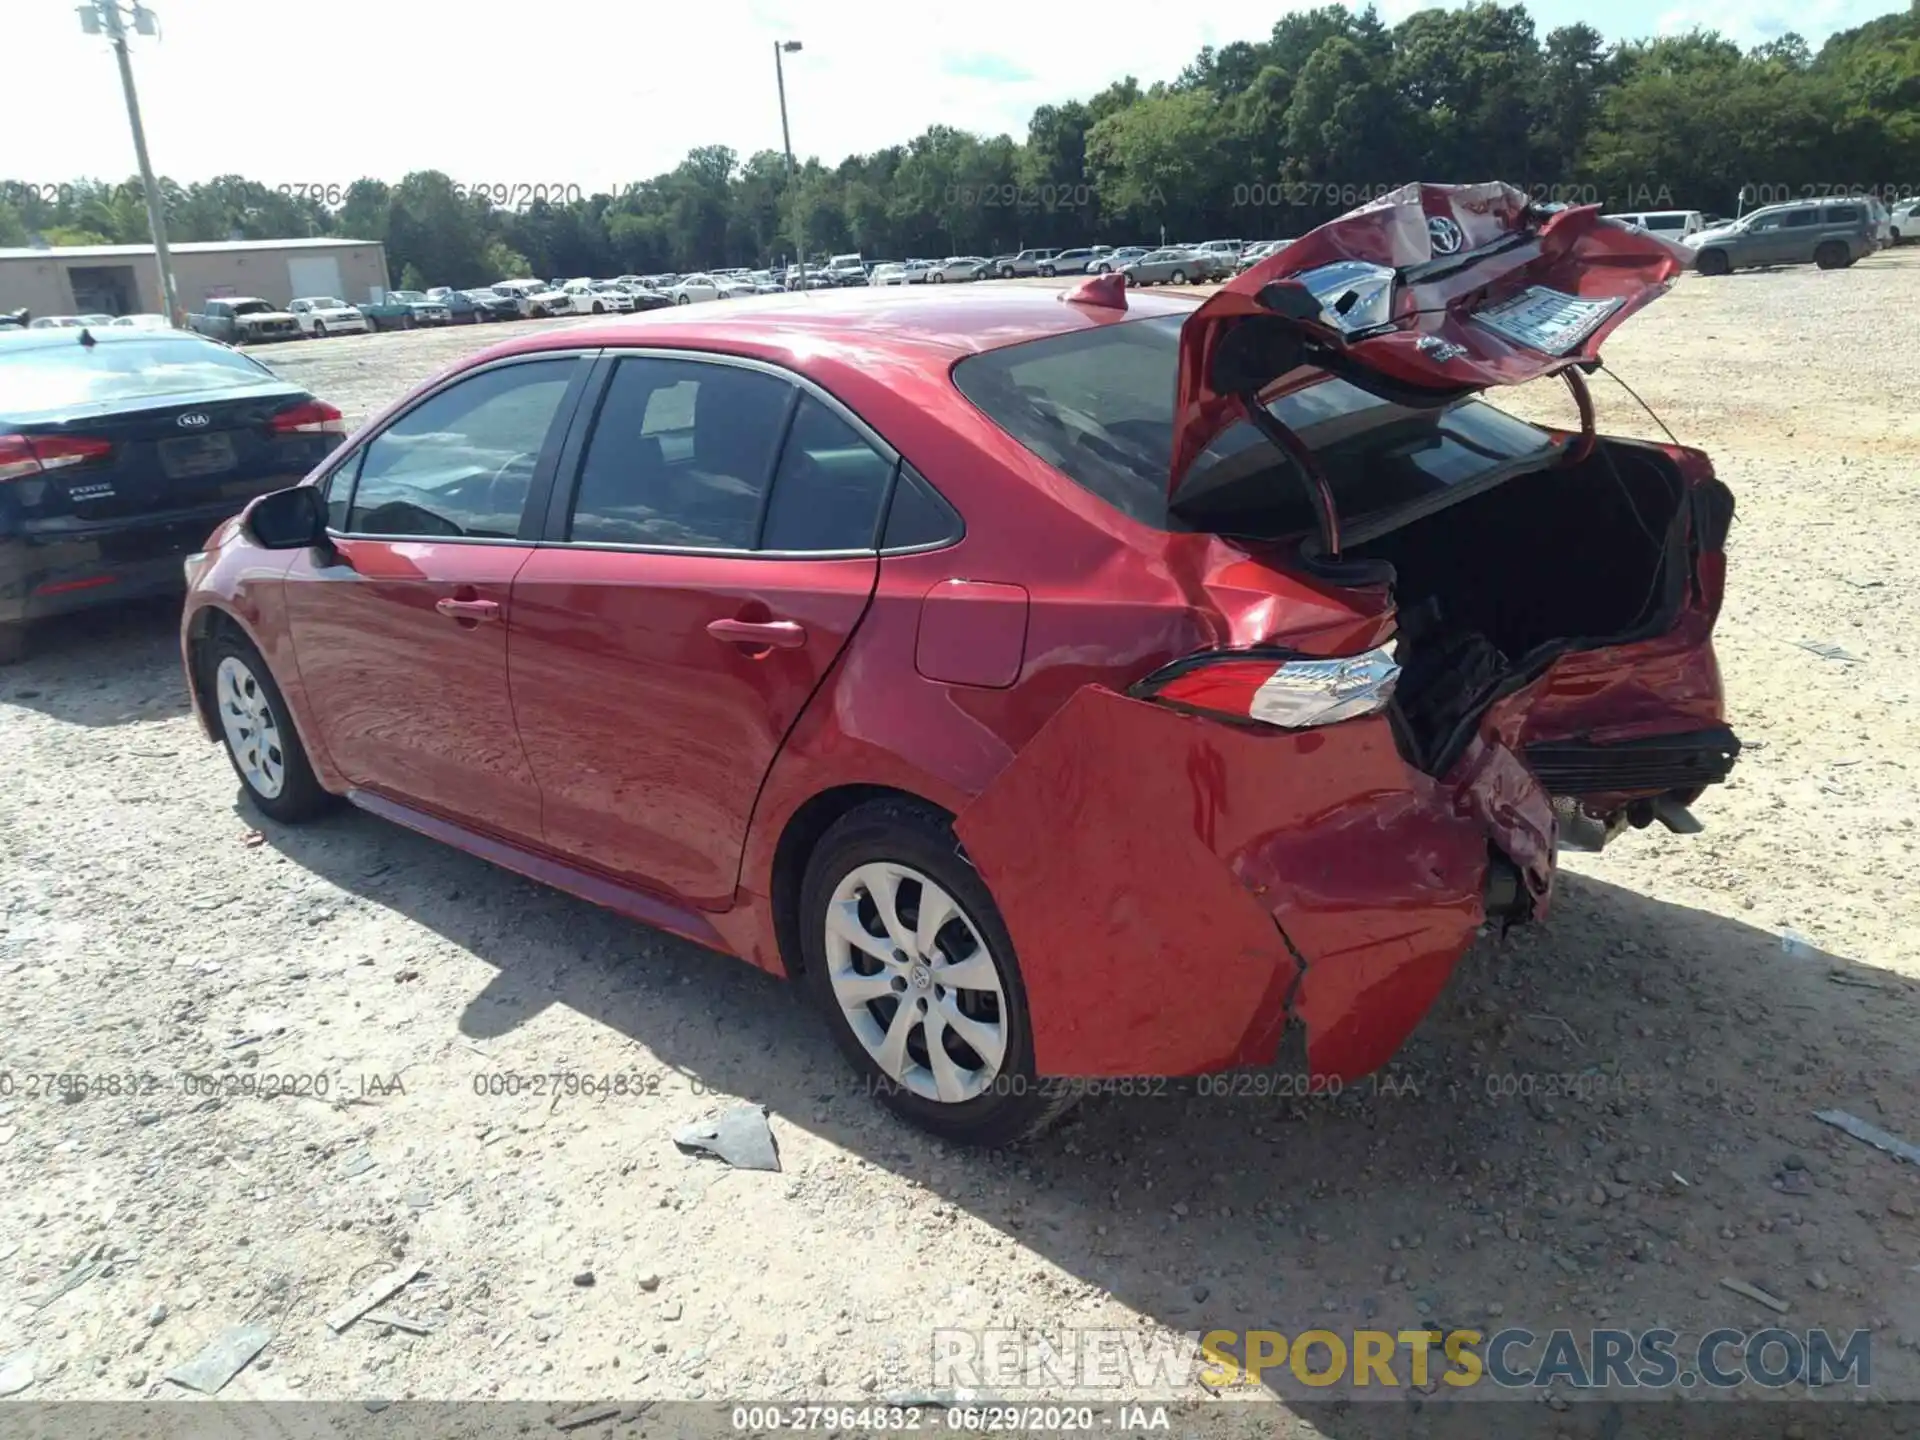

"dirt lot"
[3,256,1920,1425]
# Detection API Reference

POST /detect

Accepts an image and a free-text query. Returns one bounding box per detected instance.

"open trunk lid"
[1170,181,1693,515]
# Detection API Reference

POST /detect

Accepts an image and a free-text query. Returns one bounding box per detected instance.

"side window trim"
[750,386,806,551]
[542,346,909,557]
[329,349,599,545]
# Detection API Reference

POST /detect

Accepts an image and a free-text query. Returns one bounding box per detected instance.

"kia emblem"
[1426,216,1465,256]
[177,412,211,428]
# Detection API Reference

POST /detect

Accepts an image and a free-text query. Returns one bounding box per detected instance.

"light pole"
[77,0,180,326]
[774,39,806,290]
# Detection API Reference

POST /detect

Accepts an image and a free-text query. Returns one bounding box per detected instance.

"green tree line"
[4,2,1917,286]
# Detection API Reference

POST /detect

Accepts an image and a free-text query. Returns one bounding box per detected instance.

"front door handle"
[706,617,806,650]
[435,596,500,623]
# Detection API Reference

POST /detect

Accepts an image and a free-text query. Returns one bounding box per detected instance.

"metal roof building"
[0,236,390,321]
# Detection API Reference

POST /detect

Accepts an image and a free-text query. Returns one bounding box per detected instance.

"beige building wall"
[0,243,390,320]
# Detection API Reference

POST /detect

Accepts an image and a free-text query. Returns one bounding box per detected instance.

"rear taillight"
[1132,643,1401,730]
[0,433,114,482]
[267,400,345,436]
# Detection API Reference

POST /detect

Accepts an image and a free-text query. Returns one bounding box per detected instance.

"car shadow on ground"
[253,799,1920,1426]
[1,600,190,727]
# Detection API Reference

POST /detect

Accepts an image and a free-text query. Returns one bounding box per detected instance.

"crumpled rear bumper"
[952,685,1554,1082]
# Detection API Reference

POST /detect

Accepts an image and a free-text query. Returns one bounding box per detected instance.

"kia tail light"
[267,400,345,436]
[0,433,113,482]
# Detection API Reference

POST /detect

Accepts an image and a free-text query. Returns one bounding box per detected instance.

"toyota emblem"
[177,412,211,428]
[1426,215,1465,256]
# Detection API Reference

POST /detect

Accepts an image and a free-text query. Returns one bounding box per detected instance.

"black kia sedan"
[0,325,343,663]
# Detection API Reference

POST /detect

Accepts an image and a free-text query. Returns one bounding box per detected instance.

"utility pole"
[774,40,805,291]
[78,0,180,325]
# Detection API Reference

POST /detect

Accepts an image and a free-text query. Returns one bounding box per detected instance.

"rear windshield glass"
[1643,214,1688,229]
[0,337,275,415]
[951,313,1557,535]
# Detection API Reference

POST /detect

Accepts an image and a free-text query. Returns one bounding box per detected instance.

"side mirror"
[247,485,332,551]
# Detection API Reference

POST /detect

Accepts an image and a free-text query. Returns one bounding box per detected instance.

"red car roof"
[472,283,1202,370]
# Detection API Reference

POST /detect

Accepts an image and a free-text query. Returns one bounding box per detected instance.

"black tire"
[402,314,417,331]
[0,621,25,666]
[930,271,945,283]
[1695,248,1731,277]
[798,798,1077,1147]
[204,631,334,824]
[1815,241,1849,270]
[592,302,604,314]
[1170,268,1188,285]
[312,321,327,338]
[675,293,691,305]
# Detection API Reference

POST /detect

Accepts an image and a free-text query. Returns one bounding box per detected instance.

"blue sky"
[0,0,1901,191]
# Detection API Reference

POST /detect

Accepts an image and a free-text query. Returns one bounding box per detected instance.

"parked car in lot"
[1121,247,1224,285]
[358,290,453,331]
[109,313,176,330]
[176,182,1735,1146]
[559,280,635,314]
[491,279,572,319]
[665,273,755,304]
[1193,239,1247,267]
[1684,198,1882,274]
[870,261,935,286]
[1087,247,1148,274]
[1036,248,1106,276]
[1234,240,1295,273]
[1603,209,1705,240]
[289,297,370,338]
[2,325,342,663]
[613,282,675,311]
[188,297,302,344]
[995,248,1059,278]
[421,287,504,324]
[925,257,990,283]
[826,254,868,287]
[1892,198,1920,244]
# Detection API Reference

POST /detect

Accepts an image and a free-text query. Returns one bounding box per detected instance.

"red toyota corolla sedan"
[182,184,1738,1145]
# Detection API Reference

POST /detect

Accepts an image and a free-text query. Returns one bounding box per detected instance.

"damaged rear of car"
[949,182,1738,1090]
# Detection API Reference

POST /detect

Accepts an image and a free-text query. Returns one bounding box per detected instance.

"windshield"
[951,313,1556,534]
[0,337,276,416]
[391,291,425,302]
[231,301,275,316]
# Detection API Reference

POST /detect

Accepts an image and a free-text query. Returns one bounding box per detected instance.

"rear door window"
[759,394,895,551]
[566,357,791,549]
[1826,205,1862,223]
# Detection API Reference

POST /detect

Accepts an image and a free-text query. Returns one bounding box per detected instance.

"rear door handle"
[706,617,807,649]
[435,597,500,622]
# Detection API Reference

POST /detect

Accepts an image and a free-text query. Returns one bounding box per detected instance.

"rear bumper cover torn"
[953,684,1555,1082]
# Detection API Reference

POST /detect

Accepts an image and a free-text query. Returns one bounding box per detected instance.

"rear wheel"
[799,799,1076,1147]
[675,293,691,305]
[1815,241,1850,270]
[207,633,333,824]
[1695,249,1731,277]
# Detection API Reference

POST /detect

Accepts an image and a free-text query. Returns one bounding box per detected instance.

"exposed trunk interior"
[1345,441,1689,774]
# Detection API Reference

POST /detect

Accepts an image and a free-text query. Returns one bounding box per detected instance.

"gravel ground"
[2,256,1919,1422]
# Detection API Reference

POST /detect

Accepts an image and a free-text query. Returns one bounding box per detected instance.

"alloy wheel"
[823,861,1008,1104]
[215,655,286,799]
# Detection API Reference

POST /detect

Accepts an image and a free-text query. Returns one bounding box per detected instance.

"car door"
[507,352,895,908]
[283,352,592,843]
[1767,207,1820,264]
